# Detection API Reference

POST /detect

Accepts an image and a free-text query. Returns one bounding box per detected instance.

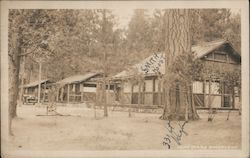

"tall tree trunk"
[102,9,108,117]
[19,56,26,106]
[9,29,22,135]
[161,9,198,120]
[37,61,42,104]
[103,81,108,117]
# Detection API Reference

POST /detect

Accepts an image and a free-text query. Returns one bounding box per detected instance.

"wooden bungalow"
[111,39,241,109]
[22,79,53,104]
[56,72,103,103]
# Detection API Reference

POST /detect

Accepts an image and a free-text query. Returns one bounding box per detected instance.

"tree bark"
[103,81,108,117]
[161,9,198,120]
[102,10,108,117]
[37,61,42,103]
[18,55,26,106]
[9,29,22,135]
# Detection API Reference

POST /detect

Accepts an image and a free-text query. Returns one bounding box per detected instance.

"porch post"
[203,79,206,107]
[56,88,59,102]
[208,79,212,111]
[67,84,70,103]
[232,87,235,109]
[138,79,141,107]
[81,84,84,102]
[107,80,111,104]
[221,80,224,108]
[73,84,76,102]
[152,79,155,105]
[142,80,145,105]
[37,61,42,103]
[158,78,162,107]
[43,81,47,102]
[121,80,124,104]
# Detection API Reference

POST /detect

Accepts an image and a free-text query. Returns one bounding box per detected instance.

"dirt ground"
[8,104,241,150]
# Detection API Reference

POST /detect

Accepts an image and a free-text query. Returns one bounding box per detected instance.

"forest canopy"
[8,9,241,83]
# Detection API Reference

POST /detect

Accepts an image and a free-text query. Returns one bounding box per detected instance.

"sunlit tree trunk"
[161,9,198,120]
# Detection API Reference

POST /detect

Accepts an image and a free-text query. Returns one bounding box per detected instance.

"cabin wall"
[192,79,240,109]
[118,76,240,109]
[22,82,50,103]
[58,81,116,104]
[59,82,98,103]
[203,60,240,71]
[201,47,241,71]
[114,43,241,109]
[120,78,160,106]
[191,48,241,109]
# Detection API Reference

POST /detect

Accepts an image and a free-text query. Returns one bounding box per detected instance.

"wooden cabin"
[22,79,53,104]
[56,72,103,103]
[111,40,241,109]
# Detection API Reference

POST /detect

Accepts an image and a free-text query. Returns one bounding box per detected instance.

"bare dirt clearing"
[9,105,241,150]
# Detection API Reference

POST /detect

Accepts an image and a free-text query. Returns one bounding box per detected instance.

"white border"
[1,1,249,158]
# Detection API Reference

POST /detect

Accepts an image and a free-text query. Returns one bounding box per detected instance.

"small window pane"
[214,53,227,61]
[192,81,203,93]
[205,81,220,94]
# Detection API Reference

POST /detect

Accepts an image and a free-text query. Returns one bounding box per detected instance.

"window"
[206,53,214,59]
[214,53,227,61]
[205,81,220,94]
[192,81,203,94]
[155,79,163,92]
[80,84,84,92]
[83,87,96,92]
[145,80,153,92]
[71,84,75,92]
[213,51,227,62]
[133,84,139,92]
[124,82,131,93]
[228,56,237,64]
[75,84,80,93]
[234,87,239,96]
[211,82,220,94]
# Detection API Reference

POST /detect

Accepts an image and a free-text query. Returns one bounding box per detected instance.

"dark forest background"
[9,9,241,83]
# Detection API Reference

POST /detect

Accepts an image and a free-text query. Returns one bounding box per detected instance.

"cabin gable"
[200,43,241,65]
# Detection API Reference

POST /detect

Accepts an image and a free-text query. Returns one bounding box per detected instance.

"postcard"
[1,0,249,157]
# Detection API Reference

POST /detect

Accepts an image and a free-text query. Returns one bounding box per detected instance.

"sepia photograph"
[1,1,249,158]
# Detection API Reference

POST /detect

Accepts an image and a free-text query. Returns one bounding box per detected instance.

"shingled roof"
[192,39,240,58]
[23,79,50,88]
[56,72,101,84]
[113,39,240,79]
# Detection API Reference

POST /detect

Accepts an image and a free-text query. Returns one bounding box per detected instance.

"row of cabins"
[22,39,241,109]
[56,73,102,103]
[22,72,103,103]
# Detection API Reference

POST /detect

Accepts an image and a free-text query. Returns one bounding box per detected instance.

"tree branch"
[18,45,39,57]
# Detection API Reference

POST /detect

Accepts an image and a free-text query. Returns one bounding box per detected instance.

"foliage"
[171,52,204,83]
[8,9,241,121]
[9,9,241,83]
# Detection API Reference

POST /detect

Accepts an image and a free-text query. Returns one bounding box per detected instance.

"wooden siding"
[119,78,240,109]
